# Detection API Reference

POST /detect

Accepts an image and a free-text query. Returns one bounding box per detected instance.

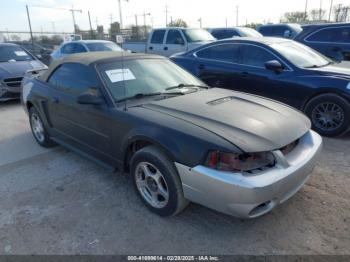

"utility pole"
[165,5,169,27]
[235,5,239,26]
[225,18,228,28]
[198,18,202,28]
[118,0,129,30]
[70,6,82,33]
[304,0,308,21]
[319,0,323,21]
[88,11,93,38]
[25,5,34,48]
[143,11,150,38]
[328,0,334,22]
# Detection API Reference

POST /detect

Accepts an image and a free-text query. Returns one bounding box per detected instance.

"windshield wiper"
[165,83,209,91]
[116,92,163,102]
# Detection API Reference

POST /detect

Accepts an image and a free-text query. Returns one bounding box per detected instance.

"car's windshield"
[239,28,263,37]
[0,45,33,62]
[85,42,123,52]
[98,58,205,102]
[271,41,331,68]
[182,29,215,42]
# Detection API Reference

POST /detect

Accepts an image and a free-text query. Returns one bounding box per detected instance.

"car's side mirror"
[265,60,284,73]
[77,92,104,105]
[283,30,292,38]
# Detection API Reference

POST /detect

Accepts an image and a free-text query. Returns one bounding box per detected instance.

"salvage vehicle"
[0,43,47,101]
[208,27,262,39]
[50,40,123,62]
[122,28,215,57]
[171,37,350,137]
[22,52,322,218]
[258,23,302,39]
[294,23,350,61]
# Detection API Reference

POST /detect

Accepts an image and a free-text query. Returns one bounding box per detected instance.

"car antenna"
[116,34,127,111]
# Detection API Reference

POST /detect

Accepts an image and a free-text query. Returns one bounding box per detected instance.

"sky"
[0,0,349,34]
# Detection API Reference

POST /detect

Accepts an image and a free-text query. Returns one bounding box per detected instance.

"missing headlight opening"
[205,151,276,173]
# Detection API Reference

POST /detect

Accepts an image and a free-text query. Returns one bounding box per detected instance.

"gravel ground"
[0,101,349,255]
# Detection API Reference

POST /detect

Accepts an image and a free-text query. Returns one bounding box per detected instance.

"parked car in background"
[50,40,123,62]
[258,23,302,39]
[171,37,350,136]
[0,43,47,101]
[295,23,350,62]
[11,41,53,65]
[122,28,215,57]
[22,51,322,218]
[208,27,262,39]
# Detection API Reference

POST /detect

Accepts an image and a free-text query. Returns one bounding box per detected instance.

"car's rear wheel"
[29,107,56,147]
[130,146,189,216]
[305,94,350,137]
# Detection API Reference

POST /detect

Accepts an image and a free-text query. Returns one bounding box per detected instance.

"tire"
[29,107,56,148]
[304,94,350,137]
[130,146,189,216]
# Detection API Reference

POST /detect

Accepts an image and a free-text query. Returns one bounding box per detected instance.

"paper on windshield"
[105,68,136,83]
[14,51,27,56]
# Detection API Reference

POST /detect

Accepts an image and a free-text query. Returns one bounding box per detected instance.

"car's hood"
[142,88,311,152]
[0,60,45,78]
[309,62,350,80]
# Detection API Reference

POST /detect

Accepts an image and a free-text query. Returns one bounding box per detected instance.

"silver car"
[50,40,123,62]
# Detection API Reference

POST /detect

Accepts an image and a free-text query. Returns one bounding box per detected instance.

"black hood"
[142,88,311,152]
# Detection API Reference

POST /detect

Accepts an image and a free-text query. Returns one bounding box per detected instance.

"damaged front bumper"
[175,130,322,218]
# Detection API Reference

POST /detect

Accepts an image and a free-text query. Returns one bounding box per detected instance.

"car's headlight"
[204,151,275,172]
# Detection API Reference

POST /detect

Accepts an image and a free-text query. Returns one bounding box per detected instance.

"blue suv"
[295,23,350,61]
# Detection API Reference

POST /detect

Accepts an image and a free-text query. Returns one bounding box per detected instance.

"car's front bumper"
[175,130,322,218]
[0,85,21,101]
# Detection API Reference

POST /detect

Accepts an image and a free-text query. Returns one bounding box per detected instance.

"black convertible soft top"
[39,51,163,82]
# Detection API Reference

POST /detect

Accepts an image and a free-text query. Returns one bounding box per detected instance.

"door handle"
[149,46,153,50]
[164,46,168,50]
[198,64,205,70]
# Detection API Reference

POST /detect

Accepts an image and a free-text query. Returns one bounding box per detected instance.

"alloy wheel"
[31,113,45,143]
[135,162,169,209]
[311,102,345,132]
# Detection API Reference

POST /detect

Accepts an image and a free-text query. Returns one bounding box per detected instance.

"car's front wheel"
[305,94,350,137]
[130,146,189,216]
[29,107,56,147]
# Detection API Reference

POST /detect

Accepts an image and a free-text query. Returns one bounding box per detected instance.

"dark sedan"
[294,23,350,61]
[22,52,321,218]
[0,43,47,101]
[171,37,350,137]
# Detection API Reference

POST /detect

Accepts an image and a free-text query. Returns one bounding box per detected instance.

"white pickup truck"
[122,27,216,57]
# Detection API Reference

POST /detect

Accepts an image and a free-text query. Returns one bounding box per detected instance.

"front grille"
[3,77,23,87]
[280,139,299,155]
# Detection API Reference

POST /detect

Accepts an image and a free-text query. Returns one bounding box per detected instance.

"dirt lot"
[0,101,349,255]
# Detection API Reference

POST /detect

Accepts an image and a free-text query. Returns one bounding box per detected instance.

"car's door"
[234,43,296,103]
[163,29,186,56]
[147,29,167,55]
[46,63,114,162]
[305,26,350,61]
[194,43,243,90]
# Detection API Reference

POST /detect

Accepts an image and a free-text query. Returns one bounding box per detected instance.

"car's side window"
[196,44,240,63]
[307,27,350,43]
[48,63,99,96]
[61,43,75,54]
[150,30,166,44]
[166,30,185,44]
[240,45,276,68]
[72,43,87,53]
